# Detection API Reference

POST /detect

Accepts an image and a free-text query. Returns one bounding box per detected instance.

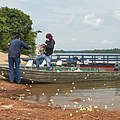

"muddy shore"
[0,78,120,120]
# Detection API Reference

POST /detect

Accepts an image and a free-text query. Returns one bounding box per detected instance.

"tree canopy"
[0,7,36,55]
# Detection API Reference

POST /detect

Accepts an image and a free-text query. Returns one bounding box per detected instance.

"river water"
[20,80,120,111]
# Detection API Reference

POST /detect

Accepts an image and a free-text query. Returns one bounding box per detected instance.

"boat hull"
[0,66,120,83]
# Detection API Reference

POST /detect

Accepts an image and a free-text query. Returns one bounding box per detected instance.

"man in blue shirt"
[8,34,31,84]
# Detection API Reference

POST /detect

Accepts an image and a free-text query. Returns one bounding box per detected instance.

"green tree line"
[0,7,37,55]
[54,48,120,53]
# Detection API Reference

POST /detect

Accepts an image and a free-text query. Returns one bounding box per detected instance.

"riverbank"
[0,51,28,65]
[0,51,120,119]
[0,79,120,120]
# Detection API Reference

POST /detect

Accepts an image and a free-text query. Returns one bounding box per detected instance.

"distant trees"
[0,7,36,55]
[54,48,120,53]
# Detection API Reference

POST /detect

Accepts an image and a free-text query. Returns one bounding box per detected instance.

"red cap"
[46,33,53,40]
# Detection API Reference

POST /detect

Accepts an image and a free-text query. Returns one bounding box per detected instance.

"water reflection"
[115,88,120,96]
[22,80,120,110]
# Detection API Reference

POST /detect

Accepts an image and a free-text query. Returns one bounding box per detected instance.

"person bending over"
[36,33,55,68]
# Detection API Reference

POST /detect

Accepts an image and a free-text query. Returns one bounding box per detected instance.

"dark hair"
[15,34,20,39]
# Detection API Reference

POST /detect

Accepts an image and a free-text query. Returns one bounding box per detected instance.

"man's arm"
[21,41,31,49]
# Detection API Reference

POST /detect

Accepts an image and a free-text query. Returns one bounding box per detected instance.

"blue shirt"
[8,39,30,58]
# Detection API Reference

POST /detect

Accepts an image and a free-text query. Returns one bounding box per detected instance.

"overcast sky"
[0,0,120,50]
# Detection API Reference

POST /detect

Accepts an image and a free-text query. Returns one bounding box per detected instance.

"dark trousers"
[8,57,21,84]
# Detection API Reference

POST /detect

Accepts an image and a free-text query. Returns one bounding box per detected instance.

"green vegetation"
[0,7,36,55]
[54,48,120,53]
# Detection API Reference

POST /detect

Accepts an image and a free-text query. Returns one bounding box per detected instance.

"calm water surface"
[19,80,120,111]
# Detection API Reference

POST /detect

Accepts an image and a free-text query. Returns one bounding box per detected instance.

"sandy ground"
[0,51,28,64]
[0,51,120,120]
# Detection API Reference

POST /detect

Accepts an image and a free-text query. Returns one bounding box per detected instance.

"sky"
[0,0,120,50]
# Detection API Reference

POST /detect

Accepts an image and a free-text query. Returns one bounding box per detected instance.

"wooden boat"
[0,64,120,83]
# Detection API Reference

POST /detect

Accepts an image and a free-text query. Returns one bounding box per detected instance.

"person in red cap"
[36,33,55,68]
